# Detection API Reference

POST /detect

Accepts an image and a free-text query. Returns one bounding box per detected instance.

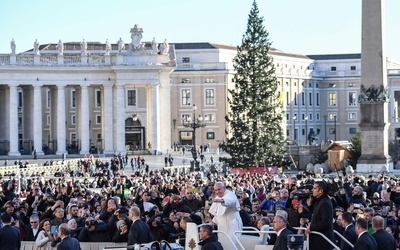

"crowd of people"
[0,154,400,249]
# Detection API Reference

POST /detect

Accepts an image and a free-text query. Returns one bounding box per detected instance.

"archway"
[125,118,145,152]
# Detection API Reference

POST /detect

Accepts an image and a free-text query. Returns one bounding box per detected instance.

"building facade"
[1,27,400,157]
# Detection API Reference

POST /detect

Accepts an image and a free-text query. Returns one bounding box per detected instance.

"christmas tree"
[224,0,286,168]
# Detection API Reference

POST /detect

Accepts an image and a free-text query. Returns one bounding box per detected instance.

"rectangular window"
[18,91,22,108]
[316,113,320,121]
[301,92,305,106]
[331,66,337,71]
[204,114,215,122]
[350,66,356,71]
[206,132,215,140]
[348,112,357,120]
[328,93,337,106]
[181,78,191,83]
[286,129,290,136]
[71,90,76,108]
[95,89,101,107]
[316,93,320,106]
[181,114,191,122]
[309,93,312,106]
[182,89,191,105]
[348,92,357,106]
[329,113,337,120]
[47,89,51,108]
[309,114,313,121]
[127,90,136,106]
[182,57,190,63]
[96,115,101,124]
[71,115,76,125]
[286,92,289,105]
[349,128,357,134]
[47,115,50,125]
[205,89,215,105]
[294,92,297,105]
[286,113,289,121]
[205,78,215,83]
[71,133,76,142]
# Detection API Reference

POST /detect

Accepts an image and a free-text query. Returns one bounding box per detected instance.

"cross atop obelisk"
[357,0,392,172]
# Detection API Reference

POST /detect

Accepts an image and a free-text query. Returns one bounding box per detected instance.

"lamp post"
[334,115,337,141]
[182,104,207,164]
[304,116,309,145]
[293,114,297,144]
[324,115,327,145]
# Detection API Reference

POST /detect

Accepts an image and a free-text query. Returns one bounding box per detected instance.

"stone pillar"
[79,85,90,155]
[8,84,20,156]
[33,85,44,155]
[150,84,161,154]
[115,84,126,154]
[56,84,67,155]
[102,85,114,155]
[357,0,391,172]
[57,54,64,65]
[159,71,172,154]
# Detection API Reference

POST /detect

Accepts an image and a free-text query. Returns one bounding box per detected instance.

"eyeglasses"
[30,221,38,224]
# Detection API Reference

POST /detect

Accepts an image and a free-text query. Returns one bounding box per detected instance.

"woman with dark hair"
[148,215,169,242]
[35,218,55,250]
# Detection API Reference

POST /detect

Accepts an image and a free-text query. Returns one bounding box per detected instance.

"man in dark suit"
[372,215,396,250]
[0,213,21,250]
[354,218,377,250]
[339,212,358,250]
[23,214,40,241]
[57,223,81,250]
[128,206,154,245]
[306,181,335,250]
[269,214,292,250]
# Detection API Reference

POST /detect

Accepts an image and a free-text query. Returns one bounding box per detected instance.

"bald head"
[372,215,384,230]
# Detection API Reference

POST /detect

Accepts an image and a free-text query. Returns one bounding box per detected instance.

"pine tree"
[348,131,362,168]
[224,0,286,168]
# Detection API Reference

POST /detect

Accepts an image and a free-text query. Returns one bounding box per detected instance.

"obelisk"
[357,0,392,172]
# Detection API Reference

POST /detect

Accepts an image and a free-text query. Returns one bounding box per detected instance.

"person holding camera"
[78,216,110,242]
[35,219,56,250]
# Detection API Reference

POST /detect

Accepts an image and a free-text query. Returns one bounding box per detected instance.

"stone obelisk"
[357,0,392,172]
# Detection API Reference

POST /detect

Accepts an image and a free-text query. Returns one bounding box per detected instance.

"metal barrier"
[21,241,127,250]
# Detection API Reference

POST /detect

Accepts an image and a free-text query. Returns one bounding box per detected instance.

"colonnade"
[0,81,169,156]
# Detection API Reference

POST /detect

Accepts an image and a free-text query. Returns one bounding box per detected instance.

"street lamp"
[304,116,309,145]
[293,114,297,144]
[334,115,337,141]
[182,104,207,164]
[324,115,327,145]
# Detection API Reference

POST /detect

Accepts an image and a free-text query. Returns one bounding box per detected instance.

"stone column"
[8,84,20,156]
[159,71,172,154]
[33,85,44,155]
[79,85,90,155]
[357,0,391,172]
[56,84,67,155]
[115,84,126,154]
[102,85,114,155]
[150,84,161,154]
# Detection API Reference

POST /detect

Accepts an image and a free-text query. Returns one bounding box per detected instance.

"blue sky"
[1,0,400,61]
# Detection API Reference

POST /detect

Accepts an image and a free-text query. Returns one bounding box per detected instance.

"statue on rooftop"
[105,39,111,56]
[81,39,87,56]
[10,38,16,54]
[162,39,169,55]
[130,24,145,51]
[57,39,64,55]
[33,39,40,55]
[151,37,158,54]
[117,38,125,54]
